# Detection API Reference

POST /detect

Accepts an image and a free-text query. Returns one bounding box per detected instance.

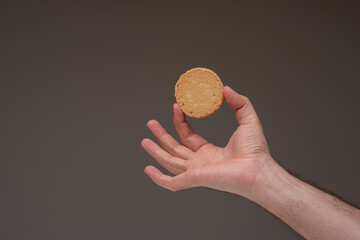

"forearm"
[251,159,360,240]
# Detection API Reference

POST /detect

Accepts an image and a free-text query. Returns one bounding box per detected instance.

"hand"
[141,86,273,199]
[142,86,360,239]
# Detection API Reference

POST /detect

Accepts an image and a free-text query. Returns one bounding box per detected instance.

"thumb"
[223,86,260,125]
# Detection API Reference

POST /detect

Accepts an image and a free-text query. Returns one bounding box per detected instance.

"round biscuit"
[175,67,224,119]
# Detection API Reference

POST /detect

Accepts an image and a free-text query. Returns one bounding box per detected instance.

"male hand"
[142,86,360,239]
[141,86,273,199]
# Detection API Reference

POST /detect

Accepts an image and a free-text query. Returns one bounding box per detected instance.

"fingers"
[223,86,260,125]
[173,103,209,152]
[146,120,193,159]
[144,165,193,191]
[141,138,186,175]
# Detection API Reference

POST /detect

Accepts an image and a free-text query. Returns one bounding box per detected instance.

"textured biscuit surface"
[175,67,224,119]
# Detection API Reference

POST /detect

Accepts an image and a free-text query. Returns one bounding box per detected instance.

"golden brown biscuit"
[175,67,224,119]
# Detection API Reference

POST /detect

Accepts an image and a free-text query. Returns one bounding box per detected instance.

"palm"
[142,86,270,196]
[186,122,268,193]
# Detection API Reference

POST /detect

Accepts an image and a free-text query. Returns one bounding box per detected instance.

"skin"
[141,86,360,239]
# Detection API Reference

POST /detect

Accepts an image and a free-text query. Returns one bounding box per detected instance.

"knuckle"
[168,156,176,166]
[168,185,178,192]
[243,96,250,103]
[173,144,182,154]
[187,167,202,185]
[182,128,194,139]
[184,161,190,170]
[171,188,178,192]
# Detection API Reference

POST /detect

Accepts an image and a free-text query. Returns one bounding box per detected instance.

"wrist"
[248,156,297,204]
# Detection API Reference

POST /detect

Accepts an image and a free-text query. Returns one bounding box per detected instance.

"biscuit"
[175,67,224,119]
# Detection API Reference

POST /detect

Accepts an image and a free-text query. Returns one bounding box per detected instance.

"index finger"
[173,103,209,152]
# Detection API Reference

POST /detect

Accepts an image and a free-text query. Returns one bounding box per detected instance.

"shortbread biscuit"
[175,67,224,119]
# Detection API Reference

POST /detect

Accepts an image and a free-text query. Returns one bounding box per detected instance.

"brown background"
[1,1,360,239]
